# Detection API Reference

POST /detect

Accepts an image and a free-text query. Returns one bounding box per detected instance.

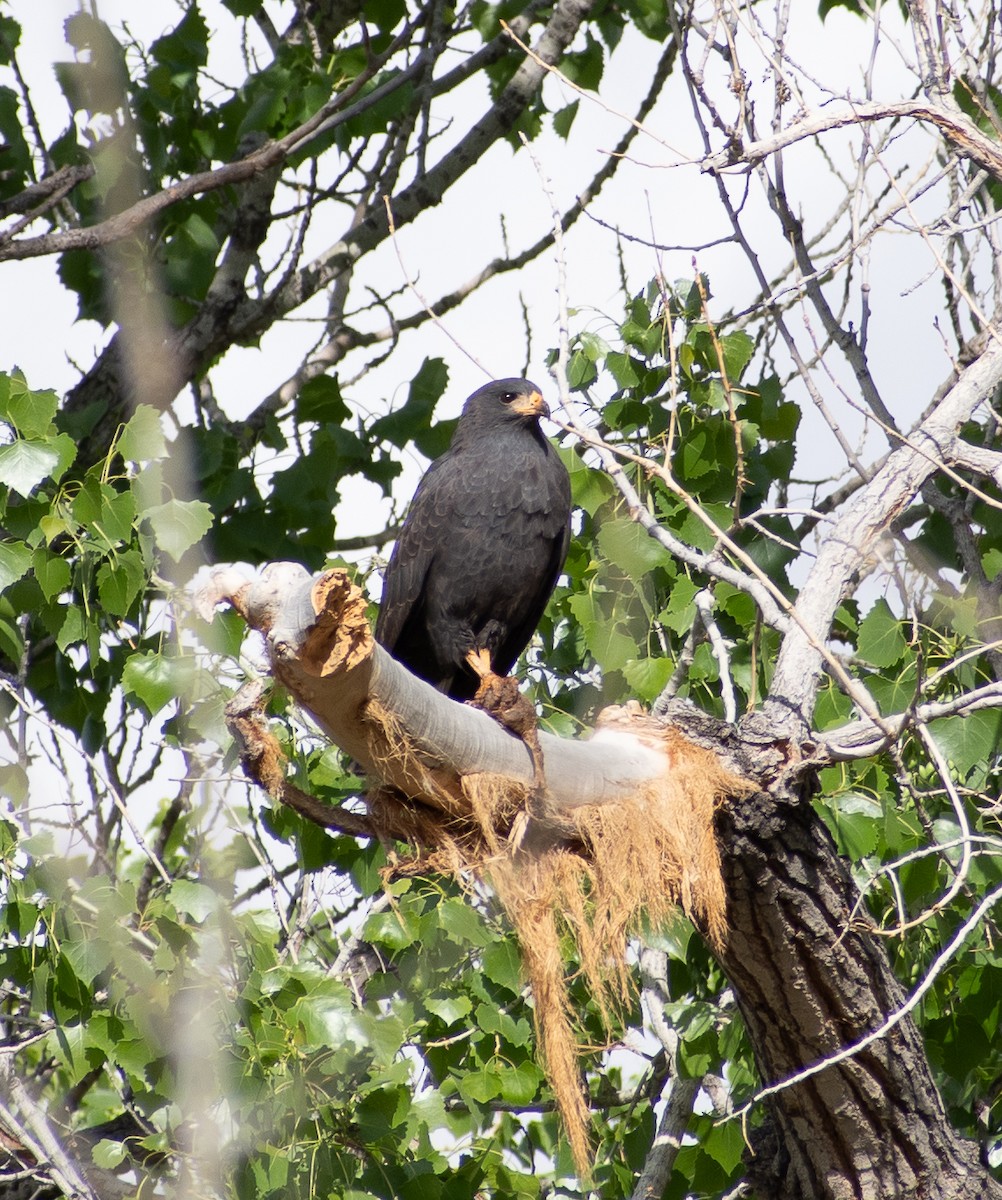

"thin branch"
[0,1053,99,1200]
[768,336,1002,728]
[382,196,491,377]
[632,948,700,1200]
[695,589,739,723]
[0,20,429,262]
[819,680,1002,759]
[702,97,1002,185]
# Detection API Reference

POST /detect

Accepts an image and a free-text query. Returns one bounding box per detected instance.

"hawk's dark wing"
[373,454,457,685]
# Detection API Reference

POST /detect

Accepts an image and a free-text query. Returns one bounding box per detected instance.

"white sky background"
[6,0,959,548]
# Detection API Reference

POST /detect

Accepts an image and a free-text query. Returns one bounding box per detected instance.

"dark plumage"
[375,377,572,700]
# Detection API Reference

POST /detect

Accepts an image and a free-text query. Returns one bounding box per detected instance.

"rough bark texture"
[655,704,999,1199]
[716,781,995,1200]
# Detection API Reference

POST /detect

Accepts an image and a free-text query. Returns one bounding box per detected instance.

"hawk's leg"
[464,648,547,796]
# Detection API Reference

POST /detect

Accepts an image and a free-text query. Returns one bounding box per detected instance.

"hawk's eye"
[501,392,517,404]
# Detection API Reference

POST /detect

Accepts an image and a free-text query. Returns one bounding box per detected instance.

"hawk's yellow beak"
[511,390,549,419]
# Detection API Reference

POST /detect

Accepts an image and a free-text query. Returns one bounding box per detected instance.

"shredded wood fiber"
[360,699,749,1176]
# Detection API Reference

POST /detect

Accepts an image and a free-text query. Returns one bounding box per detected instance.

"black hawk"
[375,377,571,702]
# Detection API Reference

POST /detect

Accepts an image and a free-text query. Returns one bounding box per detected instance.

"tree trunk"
[717,783,996,1200]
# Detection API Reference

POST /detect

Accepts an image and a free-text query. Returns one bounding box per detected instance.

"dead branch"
[702,98,1002,185]
[196,562,674,811]
[768,336,1002,729]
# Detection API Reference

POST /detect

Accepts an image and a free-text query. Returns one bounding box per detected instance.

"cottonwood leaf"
[32,548,71,601]
[496,1062,541,1105]
[142,498,212,561]
[721,329,754,380]
[857,598,908,668]
[928,710,1002,776]
[56,604,86,651]
[118,404,167,462]
[0,540,32,590]
[122,651,178,715]
[623,656,672,702]
[481,938,522,995]
[97,550,145,615]
[91,1140,127,1169]
[170,880,219,922]
[425,995,472,1024]
[597,517,670,580]
[0,377,58,437]
[0,439,60,496]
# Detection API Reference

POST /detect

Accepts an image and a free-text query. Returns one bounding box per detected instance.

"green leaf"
[567,349,597,389]
[561,32,604,91]
[473,1003,531,1047]
[72,478,135,544]
[122,651,178,715]
[568,590,636,671]
[425,994,473,1024]
[291,985,358,1050]
[982,546,1002,582]
[659,576,700,634]
[824,792,881,858]
[118,404,167,462]
[365,906,420,950]
[170,880,219,921]
[562,448,615,516]
[700,1118,748,1176]
[96,549,146,616]
[56,604,87,651]
[928,710,1002,776]
[677,502,732,552]
[0,377,58,436]
[32,548,71,601]
[0,764,28,805]
[91,1138,128,1169]
[623,656,672,702]
[142,497,213,561]
[0,540,33,590]
[0,439,61,496]
[371,357,449,452]
[552,100,578,139]
[297,375,350,425]
[605,350,640,389]
[436,898,492,947]
[496,1061,541,1105]
[721,330,754,380]
[482,938,523,995]
[577,330,610,362]
[458,1063,502,1104]
[597,517,670,580]
[857,599,908,669]
[0,85,31,202]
